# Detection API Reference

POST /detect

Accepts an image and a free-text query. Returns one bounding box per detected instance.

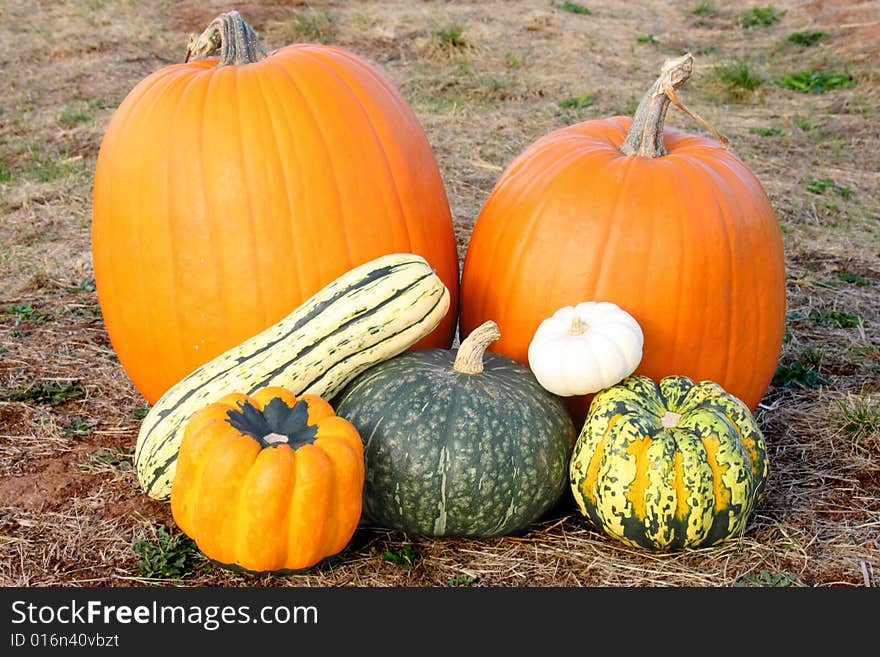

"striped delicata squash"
[135,253,450,501]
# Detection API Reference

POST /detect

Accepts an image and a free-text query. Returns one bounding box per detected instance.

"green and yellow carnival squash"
[570,375,768,550]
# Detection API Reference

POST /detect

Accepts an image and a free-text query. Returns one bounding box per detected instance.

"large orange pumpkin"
[459,54,786,426]
[92,11,459,404]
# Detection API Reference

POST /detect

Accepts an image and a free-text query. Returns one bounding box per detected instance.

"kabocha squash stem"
[185,10,267,65]
[620,53,728,158]
[453,320,501,374]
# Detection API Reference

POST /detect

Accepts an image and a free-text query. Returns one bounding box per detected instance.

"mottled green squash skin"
[334,349,577,537]
[570,375,769,550]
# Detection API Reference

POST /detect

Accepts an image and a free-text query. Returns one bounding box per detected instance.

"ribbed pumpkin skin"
[171,386,364,574]
[92,44,459,404]
[459,117,785,424]
[334,350,576,537]
[570,375,768,550]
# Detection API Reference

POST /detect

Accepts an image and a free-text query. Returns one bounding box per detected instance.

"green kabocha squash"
[570,375,769,550]
[334,320,577,537]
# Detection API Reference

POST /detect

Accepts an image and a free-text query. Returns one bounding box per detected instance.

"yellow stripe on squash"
[570,375,769,550]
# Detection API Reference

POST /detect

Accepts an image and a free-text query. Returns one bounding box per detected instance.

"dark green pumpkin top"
[226,398,318,450]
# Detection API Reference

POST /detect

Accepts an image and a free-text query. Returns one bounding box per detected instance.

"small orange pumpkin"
[92,11,460,404]
[170,386,364,574]
[459,54,786,426]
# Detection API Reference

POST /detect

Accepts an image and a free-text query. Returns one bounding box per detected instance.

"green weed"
[503,48,533,69]
[62,303,102,319]
[559,94,595,110]
[6,301,49,324]
[736,569,806,587]
[741,6,785,29]
[21,144,86,184]
[692,2,715,16]
[66,277,96,293]
[59,108,91,127]
[287,8,337,44]
[436,25,468,50]
[99,347,119,363]
[88,98,115,111]
[64,416,96,437]
[636,34,656,44]
[79,0,108,12]
[772,355,829,389]
[810,309,861,329]
[131,406,151,420]
[776,70,856,93]
[850,346,879,359]
[80,446,134,470]
[559,2,591,15]
[825,137,846,160]
[839,91,871,116]
[792,116,815,131]
[834,395,880,445]
[838,271,867,286]
[2,380,84,405]
[412,67,514,114]
[133,526,202,579]
[714,59,764,93]
[806,177,852,197]
[28,148,64,183]
[446,575,476,587]
[787,30,826,47]
[379,544,419,570]
[750,127,782,136]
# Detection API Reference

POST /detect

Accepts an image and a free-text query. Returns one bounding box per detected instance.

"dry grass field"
[1,0,878,587]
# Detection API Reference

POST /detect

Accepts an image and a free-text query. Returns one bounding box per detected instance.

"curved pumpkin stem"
[185,10,267,66]
[620,53,729,158]
[453,320,501,375]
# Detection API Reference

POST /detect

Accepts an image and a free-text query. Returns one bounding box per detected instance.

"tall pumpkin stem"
[453,320,501,375]
[620,53,729,158]
[184,10,267,66]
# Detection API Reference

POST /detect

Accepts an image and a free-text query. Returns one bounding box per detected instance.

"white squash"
[527,301,644,396]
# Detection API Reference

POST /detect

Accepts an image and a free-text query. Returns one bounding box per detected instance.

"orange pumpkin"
[92,11,459,404]
[171,386,364,574]
[459,54,786,426]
